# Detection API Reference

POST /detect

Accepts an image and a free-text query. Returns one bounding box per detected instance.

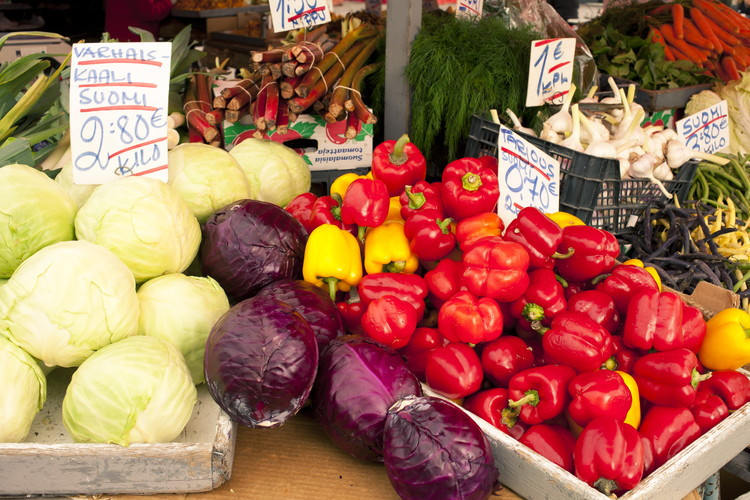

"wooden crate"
[0,367,236,497]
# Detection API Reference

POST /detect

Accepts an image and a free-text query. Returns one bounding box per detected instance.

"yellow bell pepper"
[698,307,750,371]
[622,258,662,292]
[546,211,586,228]
[616,370,641,430]
[330,171,373,200]
[302,224,362,300]
[364,222,419,275]
[385,196,404,224]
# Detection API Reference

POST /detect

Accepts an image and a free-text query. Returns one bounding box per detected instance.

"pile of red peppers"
[286,137,750,497]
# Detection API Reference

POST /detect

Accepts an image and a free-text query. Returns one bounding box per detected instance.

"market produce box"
[223,113,374,171]
[0,368,236,496]
[600,75,713,113]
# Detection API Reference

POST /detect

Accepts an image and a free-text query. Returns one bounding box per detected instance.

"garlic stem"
[505,108,536,136]
[627,84,636,104]
[490,109,501,125]
[560,104,583,152]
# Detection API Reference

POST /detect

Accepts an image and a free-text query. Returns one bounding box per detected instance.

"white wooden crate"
[0,367,237,497]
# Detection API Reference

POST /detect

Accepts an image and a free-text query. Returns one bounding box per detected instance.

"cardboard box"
[223,113,374,172]
[206,15,239,34]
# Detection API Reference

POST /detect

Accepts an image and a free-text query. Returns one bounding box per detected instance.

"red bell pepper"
[554,225,619,282]
[441,157,500,221]
[594,264,659,314]
[519,424,577,473]
[397,327,447,381]
[285,192,318,233]
[622,289,684,352]
[562,280,589,300]
[503,207,567,270]
[309,194,351,232]
[639,406,702,474]
[462,237,530,302]
[358,272,429,319]
[682,304,707,354]
[371,134,427,197]
[541,312,614,373]
[336,290,365,336]
[424,342,483,399]
[502,364,576,426]
[455,212,505,251]
[476,154,498,176]
[463,388,528,440]
[611,336,639,374]
[697,370,750,411]
[480,335,535,387]
[566,290,621,334]
[399,181,443,220]
[690,392,729,433]
[632,348,712,407]
[575,418,644,496]
[404,210,456,262]
[568,370,632,428]
[340,178,390,241]
[437,291,503,345]
[361,296,418,349]
[424,258,465,308]
[509,268,566,331]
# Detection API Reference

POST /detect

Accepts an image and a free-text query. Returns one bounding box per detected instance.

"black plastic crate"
[465,114,698,235]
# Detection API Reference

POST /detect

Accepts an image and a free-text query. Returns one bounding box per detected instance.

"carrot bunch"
[647,0,750,82]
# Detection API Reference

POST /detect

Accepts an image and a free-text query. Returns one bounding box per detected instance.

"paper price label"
[497,126,560,226]
[70,43,171,185]
[676,100,729,155]
[456,0,483,18]
[526,38,576,107]
[269,0,331,33]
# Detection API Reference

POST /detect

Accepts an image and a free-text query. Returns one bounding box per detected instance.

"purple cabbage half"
[256,279,345,350]
[311,336,422,462]
[204,295,318,428]
[200,199,307,301]
[383,396,499,500]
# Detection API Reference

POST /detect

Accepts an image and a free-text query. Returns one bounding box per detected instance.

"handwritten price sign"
[456,0,483,18]
[269,0,331,33]
[497,126,560,226]
[526,38,576,107]
[69,43,171,185]
[676,100,729,154]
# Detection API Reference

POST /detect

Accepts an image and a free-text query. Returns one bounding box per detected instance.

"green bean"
[699,164,746,191]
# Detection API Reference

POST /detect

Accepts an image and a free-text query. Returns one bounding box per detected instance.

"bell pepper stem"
[383,260,406,273]
[692,369,712,388]
[593,478,619,498]
[590,272,610,285]
[436,218,453,234]
[405,185,426,210]
[551,248,575,260]
[357,225,367,243]
[555,274,569,288]
[500,407,519,428]
[331,193,343,220]
[461,172,483,191]
[389,134,410,166]
[322,277,339,301]
[507,389,539,408]
[522,303,545,322]
[601,356,618,371]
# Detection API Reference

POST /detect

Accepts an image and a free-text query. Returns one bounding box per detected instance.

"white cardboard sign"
[269,0,331,33]
[456,0,484,18]
[676,100,730,154]
[70,42,171,185]
[526,38,576,107]
[497,125,560,226]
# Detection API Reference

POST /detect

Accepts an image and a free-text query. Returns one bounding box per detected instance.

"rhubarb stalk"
[183,79,218,143]
[326,36,380,123]
[344,63,379,125]
[264,80,280,130]
[205,109,225,126]
[277,99,290,134]
[345,111,360,140]
[280,76,301,99]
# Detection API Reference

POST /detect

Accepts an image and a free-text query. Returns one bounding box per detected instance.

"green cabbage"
[0,164,77,278]
[0,240,139,367]
[137,273,229,384]
[168,143,254,223]
[75,176,201,283]
[62,336,197,445]
[717,72,750,155]
[228,138,311,207]
[0,335,46,442]
[54,156,96,209]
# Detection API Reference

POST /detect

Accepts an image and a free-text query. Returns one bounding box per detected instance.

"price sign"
[497,125,560,226]
[526,38,576,107]
[676,100,729,154]
[70,43,171,185]
[269,0,331,33]
[456,0,483,18]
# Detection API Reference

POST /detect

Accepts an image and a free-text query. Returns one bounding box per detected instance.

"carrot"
[664,43,676,61]
[672,4,685,39]
[661,23,707,62]
[683,18,715,51]
[721,55,741,81]
[649,4,672,16]
[717,37,736,56]
[710,0,750,30]
[691,8,723,50]
[668,45,691,62]
[694,0,740,35]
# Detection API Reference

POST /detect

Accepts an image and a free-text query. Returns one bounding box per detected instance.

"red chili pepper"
[285,192,318,233]
[399,181,443,220]
[358,272,429,319]
[502,364,576,426]
[639,406,702,474]
[682,304,707,354]
[463,388,527,440]
[566,290,621,334]
[509,268,566,331]
[503,207,567,270]
[441,157,500,221]
[361,295,418,349]
[611,336,639,373]
[697,370,750,411]
[575,418,644,496]
[424,342,483,399]
[622,289,685,352]
[437,291,503,345]
[462,237,530,302]
[371,134,427,197]
[404,210,456,262]
[541,312,614,373]
[336,296,365,336]
[424,258,465,308]
[520,424,577,473]
[480,335,535,387]
[568,370,632,428]
[690,392,729,433]
[397,327,447,381]
[340,178,390,240]
[594,264,659,314]
[632,348,712,407]
[555,225,619,282]
[455,212,505,251]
